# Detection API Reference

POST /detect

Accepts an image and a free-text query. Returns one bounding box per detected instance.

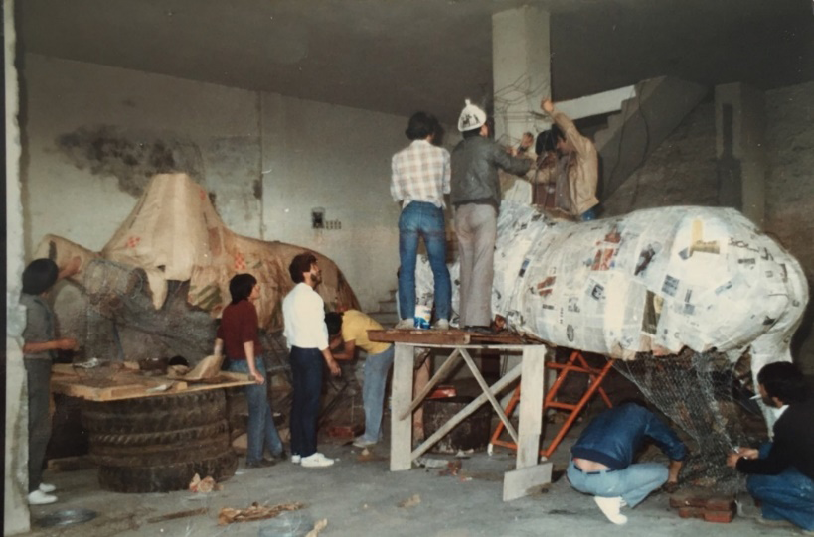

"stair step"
[370,311,400,327]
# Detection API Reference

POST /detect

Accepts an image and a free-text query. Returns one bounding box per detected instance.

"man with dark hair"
[21,257,82,505]
[282,252,341,468]
[325,310,394,448]
[450,99,531,332]
[535,98,599,220]
[728,361,813,533]
[567,401,686,525]
[391,111,452,331]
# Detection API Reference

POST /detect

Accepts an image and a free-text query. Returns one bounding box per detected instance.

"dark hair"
[462,128,481,139]
[229,273,257,304]
[325,311,344,336]
[758,361,807,404]
[405,112,439,141]
[22,258,59,295]
[289,252,317,284]
[536,126,563,155]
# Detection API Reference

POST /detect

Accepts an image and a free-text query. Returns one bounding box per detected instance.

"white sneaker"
[593,496,627,525]
[291,454,301,464]
[300,452,335,468]
[28,490,57,505]
[39,482,56,493]
[353,437,377,449]
[395,319,414,330]
[432,319,450,331]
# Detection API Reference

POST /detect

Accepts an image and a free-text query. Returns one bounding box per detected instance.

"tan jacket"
[534,109,599,216]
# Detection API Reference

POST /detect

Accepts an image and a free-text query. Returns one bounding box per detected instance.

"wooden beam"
[458,348,518,444]
[390,343,415,471]
[398,348,462,421]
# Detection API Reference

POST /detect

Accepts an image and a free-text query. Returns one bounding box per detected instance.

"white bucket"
[414,305,431,330]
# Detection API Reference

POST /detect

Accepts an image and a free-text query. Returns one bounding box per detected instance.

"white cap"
[457,99,487,132]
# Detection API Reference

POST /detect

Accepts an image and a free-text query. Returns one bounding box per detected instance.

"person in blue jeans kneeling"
[567,400,686,525]
[214,273,284,469]
[326,311,395,449]
[728,362,814,534]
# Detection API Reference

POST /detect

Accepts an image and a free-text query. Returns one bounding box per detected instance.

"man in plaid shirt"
[390,112,452,330]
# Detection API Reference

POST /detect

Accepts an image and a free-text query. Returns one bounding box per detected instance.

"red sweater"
[217,300,262,360]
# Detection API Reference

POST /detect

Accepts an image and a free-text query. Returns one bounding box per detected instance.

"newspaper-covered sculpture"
[35,173,359,334]
[417,201,807,408]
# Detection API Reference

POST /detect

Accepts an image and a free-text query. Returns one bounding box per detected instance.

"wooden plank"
[503,463,553,501]
[370,329,472,345]
[458,348,519,444]
[516,345,547,469]
[398,348,462,421]
[410,363,523,462]
[390,344,414,471]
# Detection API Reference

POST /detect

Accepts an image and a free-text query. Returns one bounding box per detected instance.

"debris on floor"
[357,448,386,463]
[398,494,421,508]
[305,518,328,537]
[670,488,735,523]
[438,460,462,477]
[146,507,207,524]
[189,473,222,493]
[218,501,304,525]
[414,456,448,469]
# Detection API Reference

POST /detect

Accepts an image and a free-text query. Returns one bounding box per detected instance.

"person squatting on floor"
[727,362,814,534]
[21,257,82,505]
[567,400,686,525]
[283,252,342,469]
[450,99,531,333]
[390,111,452,331]
[214,273,285,469]
[326,310,395,449]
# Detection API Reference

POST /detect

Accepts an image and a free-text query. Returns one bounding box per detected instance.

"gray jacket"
[451,136,531,208]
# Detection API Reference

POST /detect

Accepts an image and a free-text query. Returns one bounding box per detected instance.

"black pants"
[288,347,324,458]
[26,359,52,492]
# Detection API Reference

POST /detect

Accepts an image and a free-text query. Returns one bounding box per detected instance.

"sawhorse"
[369,329,552,502]
[489,350,614,459]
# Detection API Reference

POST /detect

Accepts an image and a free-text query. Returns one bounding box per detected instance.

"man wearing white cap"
[450,100,531,333]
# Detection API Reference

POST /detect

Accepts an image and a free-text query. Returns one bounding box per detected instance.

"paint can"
[413,305,431,330]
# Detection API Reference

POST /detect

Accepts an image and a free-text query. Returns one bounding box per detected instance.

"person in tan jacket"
[534,98,599,220]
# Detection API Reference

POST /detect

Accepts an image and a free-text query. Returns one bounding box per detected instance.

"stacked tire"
[81,390,237,493]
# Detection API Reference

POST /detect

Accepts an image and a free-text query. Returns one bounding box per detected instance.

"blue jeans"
[398,201,451,321]
[567,461,668,507]
[289,346,324,458]
[747,443,814,530]
[360,345,396,442]
[227,357,283,463]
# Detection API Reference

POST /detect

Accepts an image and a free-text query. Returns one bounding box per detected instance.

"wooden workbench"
[368,329,553,501]
[51,363,253,402]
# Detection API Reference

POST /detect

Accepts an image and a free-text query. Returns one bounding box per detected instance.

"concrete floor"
[23,414,805,537]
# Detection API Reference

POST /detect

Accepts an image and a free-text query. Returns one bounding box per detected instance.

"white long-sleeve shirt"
[282,282,329,350]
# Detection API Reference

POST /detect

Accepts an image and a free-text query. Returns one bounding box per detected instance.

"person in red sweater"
[214,273,284,468]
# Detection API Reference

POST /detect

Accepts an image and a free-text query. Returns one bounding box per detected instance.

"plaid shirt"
[391,139,450,208]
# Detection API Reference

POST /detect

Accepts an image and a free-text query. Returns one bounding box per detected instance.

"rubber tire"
[82,390,226,433]
[89,433,231,467]
[97,450,238,493]
[88,420,229,448]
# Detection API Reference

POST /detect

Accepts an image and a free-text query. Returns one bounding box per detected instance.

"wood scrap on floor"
[218,502,304,525]
[146,507,208,524]
[189,473,222,493]
[398,494,421,508]
[305,518,328,537]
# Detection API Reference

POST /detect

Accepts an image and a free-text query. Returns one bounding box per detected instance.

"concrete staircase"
[369,287,400,328]
[594,76,708,199]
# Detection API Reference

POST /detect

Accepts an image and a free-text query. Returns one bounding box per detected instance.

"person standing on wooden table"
[21,257,82,505]
[450,99,531,333]
[325,310,395,449]
[283,253,341,469]
[214,273,285,469]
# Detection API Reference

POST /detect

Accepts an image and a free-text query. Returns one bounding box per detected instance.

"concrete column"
[492,6,550,148]
[5,0,33,532]
[715,83,767,227]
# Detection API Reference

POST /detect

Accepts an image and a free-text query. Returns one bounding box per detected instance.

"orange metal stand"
[489,350,615,459]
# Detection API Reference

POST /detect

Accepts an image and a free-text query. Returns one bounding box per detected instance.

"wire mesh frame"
[613,350,751,491]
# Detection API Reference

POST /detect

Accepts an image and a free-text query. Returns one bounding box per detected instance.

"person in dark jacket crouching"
[567,401,686,525]
[727,362,813,534]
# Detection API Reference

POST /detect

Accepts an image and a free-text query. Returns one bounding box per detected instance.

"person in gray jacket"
[450,100,531,332]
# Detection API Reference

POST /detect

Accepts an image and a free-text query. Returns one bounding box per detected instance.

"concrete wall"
[603,83,814,373]
[22,54,407,319]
